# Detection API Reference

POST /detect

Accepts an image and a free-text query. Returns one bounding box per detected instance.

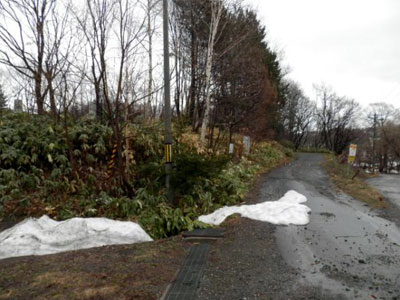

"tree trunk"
[200,0,223,147]
[200,36,216,145]
[47,75,57,117]
[188,10,197,123]
[146,0,153,120]
[35,73,45,115]
[174,50,181,117]
[125,64,132,171]
[92,59,103,121]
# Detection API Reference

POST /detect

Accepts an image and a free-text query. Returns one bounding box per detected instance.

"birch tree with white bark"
[200,0,225,147]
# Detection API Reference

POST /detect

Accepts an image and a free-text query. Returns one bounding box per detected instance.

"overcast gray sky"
[244,0,400,108]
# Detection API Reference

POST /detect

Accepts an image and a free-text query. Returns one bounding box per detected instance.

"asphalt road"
[197,153,400,300]
[368,174,400,209]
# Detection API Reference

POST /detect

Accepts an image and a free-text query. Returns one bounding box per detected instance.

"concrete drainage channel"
[160,229,224,300]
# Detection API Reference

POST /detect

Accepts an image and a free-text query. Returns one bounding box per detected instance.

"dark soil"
[0,237,191,300]
[0,220,16,232]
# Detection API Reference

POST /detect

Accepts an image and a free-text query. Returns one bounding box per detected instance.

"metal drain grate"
[164,243,210,300]
[182,229,224,240]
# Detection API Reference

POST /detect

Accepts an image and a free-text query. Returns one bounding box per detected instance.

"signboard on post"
[348,144,357,164]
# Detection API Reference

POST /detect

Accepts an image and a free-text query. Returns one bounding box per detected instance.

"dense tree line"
[171,0,284,145]
[0,0,286,187]
[0,0,284,131]
[2,0,396,174]
[278,80,314,150]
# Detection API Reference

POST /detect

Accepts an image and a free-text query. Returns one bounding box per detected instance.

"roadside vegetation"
[0,112,291,239]
[0,0,293,240]
[322,154,387,209]
[0,0,397,238]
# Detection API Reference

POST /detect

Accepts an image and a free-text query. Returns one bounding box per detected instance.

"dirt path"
[197,153,400,300]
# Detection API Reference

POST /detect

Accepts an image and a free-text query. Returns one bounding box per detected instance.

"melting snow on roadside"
[199,190,311,226]
[0,216,153,260]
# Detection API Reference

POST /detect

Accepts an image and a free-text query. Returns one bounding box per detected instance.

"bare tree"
[59,63,85,175]
[382,122,400,160]
[75,0,146,187]
[43,1,75,117]
[315,84,360,154]
[140,0,161,120]
[366,102,397,127]
[200,0,225,146]
[281,80,315,149]
[113,0,146,178]
[73,0,115,120]
[0,0,72,115]
[170,0,185,117]
[365,102,399,171]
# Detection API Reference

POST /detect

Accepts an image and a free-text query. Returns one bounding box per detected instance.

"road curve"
[197,153,400,300]
[275,153,400,299]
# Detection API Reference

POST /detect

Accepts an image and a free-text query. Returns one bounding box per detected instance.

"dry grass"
[0,237,191,300]
[322,154,387,209]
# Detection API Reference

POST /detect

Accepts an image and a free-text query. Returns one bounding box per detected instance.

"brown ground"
[0,237,191,300]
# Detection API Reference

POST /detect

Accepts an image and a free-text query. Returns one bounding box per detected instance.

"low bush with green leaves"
[0,113,291,238]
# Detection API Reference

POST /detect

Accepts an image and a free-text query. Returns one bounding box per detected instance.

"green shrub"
[171,151,229,198]
[138,202,208,239]
[0,113,291,238]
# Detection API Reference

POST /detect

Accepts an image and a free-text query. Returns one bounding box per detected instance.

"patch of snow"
[0,216,153,260]
[198,190,311,226]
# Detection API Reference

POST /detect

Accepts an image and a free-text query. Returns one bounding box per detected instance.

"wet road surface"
[368,175,400,209]
[198,153,400,299]
[275,154,400,299]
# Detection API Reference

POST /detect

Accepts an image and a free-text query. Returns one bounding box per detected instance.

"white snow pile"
[0,216,153,260]
[199,190,311,226]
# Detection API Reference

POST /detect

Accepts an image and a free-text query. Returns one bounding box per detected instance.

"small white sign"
[243,136,251,155]
[229,143,234,154]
